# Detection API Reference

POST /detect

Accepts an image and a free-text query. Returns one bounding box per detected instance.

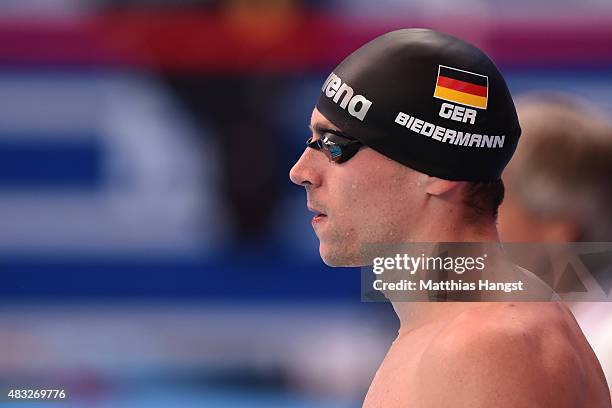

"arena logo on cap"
[321,72,373,121]
[433,65,488,110]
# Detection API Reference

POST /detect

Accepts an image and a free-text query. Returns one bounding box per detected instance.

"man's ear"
[425,177,461,196]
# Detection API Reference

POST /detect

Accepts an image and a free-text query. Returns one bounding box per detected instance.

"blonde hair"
[505,93,612,241]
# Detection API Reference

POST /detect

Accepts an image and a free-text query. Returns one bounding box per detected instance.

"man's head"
[291,29,521,266]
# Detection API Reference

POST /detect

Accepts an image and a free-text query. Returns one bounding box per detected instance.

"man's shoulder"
[439,301,571,341]
[423,302,578,371]
[417,303,585,407]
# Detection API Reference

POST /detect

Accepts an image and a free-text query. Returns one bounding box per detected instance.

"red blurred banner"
[0,11,610,72]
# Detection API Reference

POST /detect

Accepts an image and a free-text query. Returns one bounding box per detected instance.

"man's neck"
[391,220,502,335]
[418,215,501,242]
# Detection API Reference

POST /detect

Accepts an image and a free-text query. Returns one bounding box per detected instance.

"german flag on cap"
[433,65,488,109]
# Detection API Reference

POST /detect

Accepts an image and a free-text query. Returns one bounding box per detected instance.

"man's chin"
[319,243,365,267]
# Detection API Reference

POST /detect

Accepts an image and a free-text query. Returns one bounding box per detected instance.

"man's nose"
[289,148,323,188]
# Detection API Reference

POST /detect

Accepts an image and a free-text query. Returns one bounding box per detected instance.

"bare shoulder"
[417,302,610,408]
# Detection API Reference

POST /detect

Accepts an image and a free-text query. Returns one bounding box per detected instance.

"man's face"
[289,108,426,266]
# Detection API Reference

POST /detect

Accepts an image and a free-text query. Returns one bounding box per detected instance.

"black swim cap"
[315,28,520,181]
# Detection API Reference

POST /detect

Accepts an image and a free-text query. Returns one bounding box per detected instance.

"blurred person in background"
[290,29,611,407]
[499,93,612,243]
[498,92,612,392]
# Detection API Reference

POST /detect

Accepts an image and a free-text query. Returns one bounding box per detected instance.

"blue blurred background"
[0,0,611,407]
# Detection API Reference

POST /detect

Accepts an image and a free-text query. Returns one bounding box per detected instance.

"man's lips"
[307,204,327,223]
[312,213,327,224]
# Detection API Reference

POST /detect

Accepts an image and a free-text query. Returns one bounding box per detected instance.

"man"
[289,29,611,407]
